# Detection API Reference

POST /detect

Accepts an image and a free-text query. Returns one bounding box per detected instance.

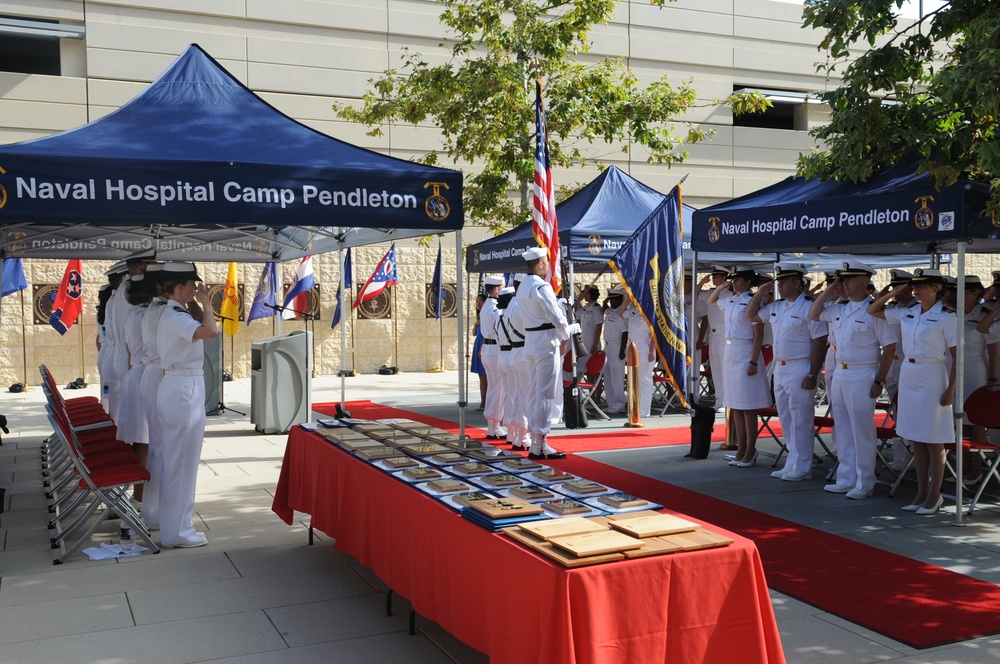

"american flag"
[354,243,398,308]
[532,80,560,291]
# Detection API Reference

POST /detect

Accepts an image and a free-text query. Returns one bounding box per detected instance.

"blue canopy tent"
[0,44,470,427]
[691,158,996,524]
[0,44,463,262]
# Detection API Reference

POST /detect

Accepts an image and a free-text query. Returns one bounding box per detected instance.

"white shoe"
[823,484,852,494]
[846,488,873,500]
[770,469,788,479]
[168,532,208,548]
[781,471,812,482]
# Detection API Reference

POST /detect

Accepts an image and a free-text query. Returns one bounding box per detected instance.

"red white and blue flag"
[50,259,83,335]
[354,244,398,308]
[533,80,560,291]
[281,256,315,320]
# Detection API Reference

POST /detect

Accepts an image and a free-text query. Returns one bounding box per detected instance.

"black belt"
[500,345,512,351]
[511,341,524,348]
[483,339,497,345]
[526,323,555,332]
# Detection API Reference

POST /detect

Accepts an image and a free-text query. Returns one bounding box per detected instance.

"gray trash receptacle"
[250,330,312,434]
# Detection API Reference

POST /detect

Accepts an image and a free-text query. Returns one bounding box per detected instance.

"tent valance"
[0,44,463,261]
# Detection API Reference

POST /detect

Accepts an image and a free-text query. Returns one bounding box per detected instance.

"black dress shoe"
[511,445,528,452]
[485,434,501,440]
[529,451,567,460]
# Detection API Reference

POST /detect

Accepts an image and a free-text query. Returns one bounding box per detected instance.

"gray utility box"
[203,334,223,414]
[250,330,312,434]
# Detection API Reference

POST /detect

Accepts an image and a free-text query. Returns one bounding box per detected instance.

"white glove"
[566,323,582,336]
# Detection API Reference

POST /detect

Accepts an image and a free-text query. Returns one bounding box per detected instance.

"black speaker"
[203,334,223,414]
[687,403,716,459]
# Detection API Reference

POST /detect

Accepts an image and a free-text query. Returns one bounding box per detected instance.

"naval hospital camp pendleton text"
[721,208,912,237]
[14,177,420,210]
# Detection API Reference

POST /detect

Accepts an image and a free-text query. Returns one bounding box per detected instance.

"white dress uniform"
[117,304,150,443]
[718,290,771,409]
[761,295,827,477]
[157,301,208,547]
[602,305,628,413]
[578,299,604,374]
[884,301,958,443]
[685,290,708,369]
[505,295,532,449]
[965,305,999,416]
[103,283,124,422]
[820,298,897,493]
[703,289,726,407]
[139,296,169,526]
[479,295,505,436]
[884,298,915,401]
[623,304,654,416]
[494,297,521,445]
[109,275,135,422]
[516,273,571,441]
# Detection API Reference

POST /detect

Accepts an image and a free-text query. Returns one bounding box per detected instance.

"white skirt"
[722,339,772,410]
[896,360,954,443]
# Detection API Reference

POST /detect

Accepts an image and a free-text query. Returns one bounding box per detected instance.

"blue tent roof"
[691,159,994,255]
[0,44,463,261]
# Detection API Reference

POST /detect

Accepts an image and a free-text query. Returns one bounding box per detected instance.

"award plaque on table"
[323,430,377,444]
[464,497,544,519]
[444,438,488,451]
[509,484,556,502]
[379,432,425,447]
[400,442,451,456]
[480,473,523,488]
[403,465,444,481]
[336,437,387,452]
[548,530,645,557]
[355,446,408,462]
[382,456,419,470]
[466,447,521,462]
[598,492,649,509]
[351,424,397,437]
[502,457,542,472]
[425,432,465,444]
[607,513,699,538]
[518,516,608,540]
[531,468,575,484]
[452,491,496,507]
[430,452,467,465]
[426,478,472,493]
[541,499,592,516]
[452,462,493,476]
[561,480,607,495]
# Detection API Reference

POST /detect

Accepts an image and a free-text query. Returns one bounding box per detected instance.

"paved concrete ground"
[2,371,1000,663]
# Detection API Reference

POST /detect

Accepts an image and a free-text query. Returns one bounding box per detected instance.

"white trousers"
[497,350,520,434]
[157,375,206,547]
[481,345,504,427]
[117,364,149,444]
[511,348,532,439]
[772,360,817,476]
[108,347,128,424]
[708,330,726,406]
[524,334,560,435]
[830,365,878,492]
[604,343,626,411]
[140,365,164,524]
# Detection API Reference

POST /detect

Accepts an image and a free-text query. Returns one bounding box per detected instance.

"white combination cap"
[484,275,504,287]
[522,247,547,261]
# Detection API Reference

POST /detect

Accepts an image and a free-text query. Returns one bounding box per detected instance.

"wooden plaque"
[503,527,626,568]
[608,514,699,538]
[518,517,608,541]
[403,466,443,480]
[465,497,544,519]
[549,530,645,557]
[427,479,471,493]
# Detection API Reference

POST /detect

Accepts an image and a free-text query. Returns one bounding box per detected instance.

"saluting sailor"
[881,269,915,403]
[698,266,729,412]
[869,268,957,514]
[138,263,170,528]
[809,261,896,499]
[479,275,506,440]
[156,262,218,548]
[747,263,828,477]
[708,266,772,466]
[109,248,157,421]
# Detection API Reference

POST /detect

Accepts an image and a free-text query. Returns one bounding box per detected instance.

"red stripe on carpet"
[314,400,722,452]
[313,400,1000,649]
[545,454,1000,650]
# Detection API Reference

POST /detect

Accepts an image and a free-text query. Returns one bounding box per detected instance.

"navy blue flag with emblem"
[609,185,688,407]
[429,242,443,319]
[247,261,278,324]
[331,286,343,331]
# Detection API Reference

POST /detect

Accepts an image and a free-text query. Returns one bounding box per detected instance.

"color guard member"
[602,288,628,414]
[479,275,506,439]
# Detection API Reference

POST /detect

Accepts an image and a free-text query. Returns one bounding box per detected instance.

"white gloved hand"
[566,323,582,336]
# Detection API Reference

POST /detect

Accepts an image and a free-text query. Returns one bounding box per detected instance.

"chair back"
[585,351,606,375]
[761,344,774,366]
[965,387,1000,429]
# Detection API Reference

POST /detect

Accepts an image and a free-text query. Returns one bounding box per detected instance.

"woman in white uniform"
[138,264,169,527]
[117,273,154,504]
[869,268,957,514]
[708,266,772,466]
[156,262,218,548]
[602,289,628,414]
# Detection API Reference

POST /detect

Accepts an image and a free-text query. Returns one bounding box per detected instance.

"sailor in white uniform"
[577,286,604,378]
[602,288,628,414]
[138,264,169,527]
[619,300,655,417]
[809,261,897,498]
[479,275,506,439]
[699,266,729,411]
[747,263,828,477]
[156,262,218,548]
[494,287,522,449]
[517,247,579,459]
[870,268,957,514]
[505,276,532,451]
[881,269,915,403]
[108,248,157,423]
[101,261,128,419]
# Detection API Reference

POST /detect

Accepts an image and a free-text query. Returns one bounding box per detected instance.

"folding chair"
[564,352,610,420]
[756,407,787,467]
[944,387,1000,514]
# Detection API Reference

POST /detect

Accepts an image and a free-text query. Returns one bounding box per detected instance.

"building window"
[732,86,816,131]
[0,16,86,76]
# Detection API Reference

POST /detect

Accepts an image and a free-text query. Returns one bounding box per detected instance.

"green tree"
[335,0,766,233]
[800,0,1000,208]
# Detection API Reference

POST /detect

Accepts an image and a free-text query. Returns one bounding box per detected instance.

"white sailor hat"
[823,271,838,284]
[498,286,515,296]
[774,263,807,280]
[161,261,202,282]
[836,260,876,278]
[888,268,913,286]
[522,246,547,261]
[105,260,128,276]
[130,273,145,283]
[484,275,504,287]
[910,267,945,286]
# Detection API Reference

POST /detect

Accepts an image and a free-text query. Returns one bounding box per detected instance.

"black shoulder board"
[171,305,187,314]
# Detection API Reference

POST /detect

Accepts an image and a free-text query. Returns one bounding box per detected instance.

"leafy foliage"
[336,0,764,233]
[800,0,1000,208]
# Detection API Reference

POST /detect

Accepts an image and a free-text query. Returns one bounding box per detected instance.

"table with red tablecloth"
[272,427,785,664]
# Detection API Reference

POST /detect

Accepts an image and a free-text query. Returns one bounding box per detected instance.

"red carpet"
[313,400,1000,649]
[313,400,732,452]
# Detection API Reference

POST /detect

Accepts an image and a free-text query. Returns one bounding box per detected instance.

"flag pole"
[79,313,85,380]
[393,286,399,370]
[20,288,28,386]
